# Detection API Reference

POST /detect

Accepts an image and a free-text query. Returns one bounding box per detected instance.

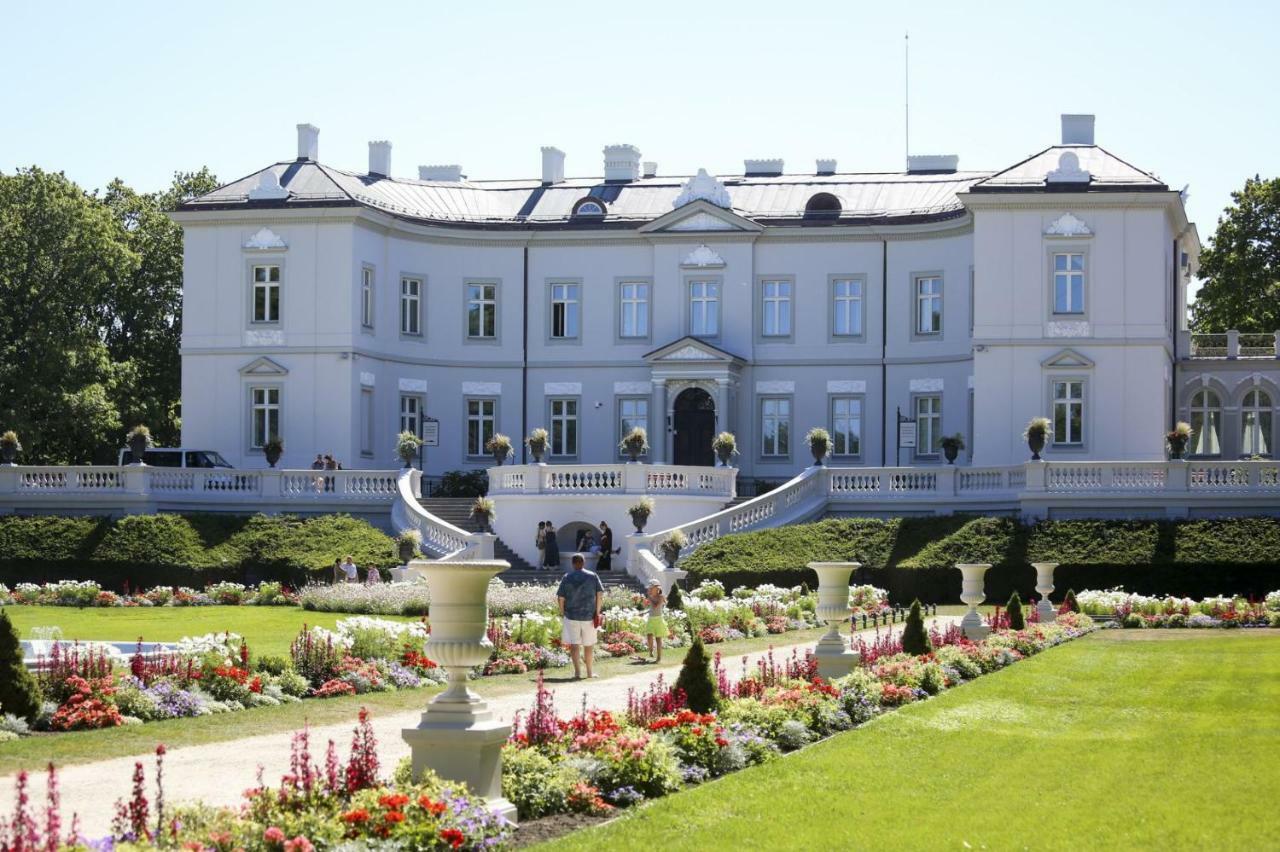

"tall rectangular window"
[619,398,648,455]
[761,398,791,457]
[915,395,941,457]
[466,398,495,456]
[689,280,720,337]
[361,267,375,329]
[250,386,280,449]
[467,283,497,339]
[619,282,649,338]
[1053,253,1085,314]
[831,396,862,457]
[550,283,580,340]
[360,388,374,456]
[1052,380,1084,446]
[832,278,863,337]
[400,277,422,335]
[761,280,792,337]
[916,276,942,335]
[550,398,578,456]
[252,265,281,323]
[399,395,422,437]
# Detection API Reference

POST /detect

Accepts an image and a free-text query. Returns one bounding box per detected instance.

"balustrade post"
[623,463,647,494]
[469,532,496,559]
[1226,329,1240,359]
[1024,461,1046,492]
[934,465,957,498]
[1274,330,1280,358]
[525,464,542,494]
[1166,459,1189,492]
[0,466,16,495]
[261,469,283,498]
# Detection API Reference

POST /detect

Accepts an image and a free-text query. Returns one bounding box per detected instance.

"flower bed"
[1,579,297,608]
[1076,588,1280,628]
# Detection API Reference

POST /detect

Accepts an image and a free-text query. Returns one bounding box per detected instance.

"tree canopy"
[1192,175,1280,333]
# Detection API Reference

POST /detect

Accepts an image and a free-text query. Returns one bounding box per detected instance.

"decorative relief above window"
[826,380,866,393]
[243,329,285,347]
[613,381,651,394]
[755,380,795,394]
[360,372,375,387]
[681,244,726,268]
[909,378,944,393]
[243,227,287,250]
[1043,213,1092,237]
[544,382,582,395]
[1046,320,1091,338]
[398,378,428,393]
[462,381,501,395]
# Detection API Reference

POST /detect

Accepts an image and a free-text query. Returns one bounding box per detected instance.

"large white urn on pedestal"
[1033,562,1058,624]
[402,559,517,823]
[808,561,861,678]
[955,563,992,640]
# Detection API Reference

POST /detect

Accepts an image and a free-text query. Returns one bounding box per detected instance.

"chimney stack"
[603,144,641,181]
[368,140,392,177]
[541,147,565,184]
[1061,114,1095,145]
[906,154,959,174]
[418,165,463,182]
[816,158,837,175]
[643,161,658,178]
[744,158,784,177]
[296,124,319,161]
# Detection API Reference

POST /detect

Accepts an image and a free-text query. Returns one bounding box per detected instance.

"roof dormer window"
[572,199,606,217]
[804,192,842,220]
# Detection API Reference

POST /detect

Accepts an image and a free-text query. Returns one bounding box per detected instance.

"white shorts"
[561,618,598,647]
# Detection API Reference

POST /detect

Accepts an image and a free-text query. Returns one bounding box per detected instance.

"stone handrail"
[1027,459,1280,493]
[1189,329,1280,359]
[488,462,736,498]
[391,468,494,560]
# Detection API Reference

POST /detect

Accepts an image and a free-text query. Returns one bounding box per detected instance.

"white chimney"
[603,144,641,181]
[296,123,319,161]
[744,158,784,176]
[643,161,658,178]
[907,154,959,174]
[816,158,837,175]
[1061,114,1095,145]
[541,147,565,184]
[368,140,392,177]
[418,165,464,182]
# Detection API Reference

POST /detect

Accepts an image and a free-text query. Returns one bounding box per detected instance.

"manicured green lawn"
[546,631,1280,851]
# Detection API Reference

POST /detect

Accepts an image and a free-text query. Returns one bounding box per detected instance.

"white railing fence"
[390,468,493,561]
[488,463,736,499]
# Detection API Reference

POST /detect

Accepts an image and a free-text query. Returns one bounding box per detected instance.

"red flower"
[383,810,406,824]
[418,795,447,816]
[440,828,465,848]
[340,808,370,824]
[263,826,286,844]
[379,793,411,809]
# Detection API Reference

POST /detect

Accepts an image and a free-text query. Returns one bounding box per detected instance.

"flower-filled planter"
[396,430,424,468]
[712,431,738,467]
[657,529,687,568]
[396,528,422,563]
[619,426,649,463]
[628,496,655,534]
[805,427,831,466]
[470,496,496,533]
[1166,421,1193,460]
[263,435,284,468]
[0,430,19,466]
[125,425,152,465]
[940,433,965,464]
[526,428,548,464]
[1023,417,1052,461]
[486,434,513,466]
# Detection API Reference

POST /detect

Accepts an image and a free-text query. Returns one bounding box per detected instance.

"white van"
[116,448,234,468]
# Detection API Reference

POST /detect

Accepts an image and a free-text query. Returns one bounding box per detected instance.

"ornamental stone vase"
[808,561,861,678]
[1027,433,1046,462]
[0,444,15,465]
[1033,562,1058,623]
[128,435,148,465]
[629,512,649,534]
[956,563,992,640]
[402,558,517,823]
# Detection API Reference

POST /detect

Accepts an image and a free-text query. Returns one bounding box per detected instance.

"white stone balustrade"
[487,462,736,498]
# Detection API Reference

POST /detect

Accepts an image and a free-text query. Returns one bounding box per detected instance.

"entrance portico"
[644,336,744,465]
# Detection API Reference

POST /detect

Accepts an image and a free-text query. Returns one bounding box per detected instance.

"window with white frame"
[550,283,580,340]
[251,265,281,323]
[361,267,375,329]
[1052,380,1085,446]
[400,277,422,335]
[832,278,863,337]
[689,280,720,337]
[915,276,942,335]
[399,394,422,438]
[550,398,579,456]
[360,388,374,456]
[761,280,792,337]
[619,398,648,455]
[619,282,649,338]
[466,398,496,456]
[467,283,497,339]
[830,396,862,457]
[249,386,280,449]
[1242,389,1273,456]
[914,395,941,457]
[1053,253,1085,314]
[761,398,791,457]
[1189,389,1221,456]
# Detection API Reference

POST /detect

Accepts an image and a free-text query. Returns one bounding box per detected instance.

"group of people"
[535,520,618,571]
[311,454,344,492]
[331,554,381,585]
[556,552,668,679]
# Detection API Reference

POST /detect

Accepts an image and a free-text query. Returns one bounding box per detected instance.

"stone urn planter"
[956,563,992,640]
[397,540,416,563]
[402,558,517,822]
[808,561,861,678]
[526,429,548,464]
[126,430,150,465]
[1024,418,1051,462]
[264,437,284,469]
[1033,562,1058,623]
[806,428,831,467]
[0,433,17,466]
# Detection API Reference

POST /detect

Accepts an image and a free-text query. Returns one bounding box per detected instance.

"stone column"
[651,380,667,464]
[1032,562,1057,623]
[714,378,730,437]
[956,563,992,640]
[808,561,861,678]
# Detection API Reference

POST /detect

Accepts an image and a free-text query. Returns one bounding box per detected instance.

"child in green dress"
[643,580,667,662]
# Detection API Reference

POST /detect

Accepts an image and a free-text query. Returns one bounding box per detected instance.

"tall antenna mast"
[904,31,910,170]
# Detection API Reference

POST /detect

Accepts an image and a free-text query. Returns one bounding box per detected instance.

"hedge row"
[0,513,397,588]
[680,516,1280,603]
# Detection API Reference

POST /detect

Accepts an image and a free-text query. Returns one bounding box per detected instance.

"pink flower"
[285,836,315,852]
[264,826,286,844]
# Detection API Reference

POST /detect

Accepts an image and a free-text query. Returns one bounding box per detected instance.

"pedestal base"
[403,712,517,825]
[1036,600,1056,623]
[813,632,858,679]
[960,611,990,641]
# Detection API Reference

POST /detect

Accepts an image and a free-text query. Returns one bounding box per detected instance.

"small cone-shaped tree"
[900,599,933,656]
[666,583,683,611]
[1062,589,1080,614]
[0,609,42,722]
[1007,591,1026,630]
[674,635,718,713]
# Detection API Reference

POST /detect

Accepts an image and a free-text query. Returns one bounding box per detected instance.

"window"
[831,396,862,457]
[804,192,842,219]
[251,265,281,323]
[400,277,422,336]
[550,283,580,340]
[360,388,374,456]
[1189,390,1221,456]
[249,386,280,449]
[915,276,942,335]
[466,398,496,456]
[1053,253,1085,314]
[467,283,497,339]
[761,279,792,337]
[361,267,375,329]
[761,398,791,457]
[399,395,422,437]
[1242,389,1273,456]
[1052,380,1085,446]
[550,398,579,457]
[619,282,649,339]
[573,199,605,217]
[914,395,941,458]
[832,278,863,337]
[619,398,648,456]
[689,280,720,337]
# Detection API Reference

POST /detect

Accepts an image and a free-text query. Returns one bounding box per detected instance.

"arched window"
[1241,388,1273,457]
[1189,389,1221,456]
[804,192,842,219]
[572,198,605,217]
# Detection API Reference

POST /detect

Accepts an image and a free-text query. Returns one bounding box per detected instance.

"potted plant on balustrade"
[628,496,656,533]
[485,433,513,466]
[712,431,738,467]
[940,433,966,464]
[470,495,496,533]
[1024,417,1052,461]
[0,431,19,466]
[806,427,831,466]
[125,425,152,464]
[657,528,687,568]
[620,426,649,463]
[526,427,549,464]
[263,435,284,468]
[395,528,422,563]
[396,430,424,469]
[1166,421,1193,460]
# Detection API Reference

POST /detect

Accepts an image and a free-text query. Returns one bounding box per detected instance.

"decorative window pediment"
[1041,348,1094,369]
[680,244,726,268]
[644,336,744,364]
[239,356,289,376]
[244,227,287,250]
[1044,212,1092,237]
[673,168,732,208]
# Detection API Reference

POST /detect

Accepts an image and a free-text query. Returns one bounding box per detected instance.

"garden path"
[2,616,959,838]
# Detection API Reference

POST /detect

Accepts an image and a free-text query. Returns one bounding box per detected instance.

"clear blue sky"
[3,0,1276,248]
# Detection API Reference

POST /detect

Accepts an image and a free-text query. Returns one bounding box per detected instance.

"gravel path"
[1,617,957,837]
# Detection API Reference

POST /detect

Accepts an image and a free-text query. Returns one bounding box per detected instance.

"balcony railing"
[487,463,737,499]
[1189,329,1280,359]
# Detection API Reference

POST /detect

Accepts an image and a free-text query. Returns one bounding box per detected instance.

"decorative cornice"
[238,356,288,376]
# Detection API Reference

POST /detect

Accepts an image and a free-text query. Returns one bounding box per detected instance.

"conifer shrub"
[900,599,933,656]
[674,635,718,713]
[666,582,683,611]
[0,609,42,723]
[1007,590,1026,630]
[1062,589,1080,613]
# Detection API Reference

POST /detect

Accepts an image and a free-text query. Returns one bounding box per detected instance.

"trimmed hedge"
[681,516,1280,603]
[0,513,396,589]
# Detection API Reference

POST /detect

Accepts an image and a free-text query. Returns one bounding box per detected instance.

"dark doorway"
[673,387,716,466]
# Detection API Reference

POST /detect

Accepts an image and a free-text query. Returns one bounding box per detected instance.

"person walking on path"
[642,579,667,662]
[542,520,560,571]
[332,557,344,585]
[536,521,547,570]
[596,521,616,573]
[341,555,359,584]
[556,554,604,679]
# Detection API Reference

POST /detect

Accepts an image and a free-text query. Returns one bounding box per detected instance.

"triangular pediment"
[639,199,762,234]
[239,356,289,376]
[644,336,745,364]
[1041,348,1094,369]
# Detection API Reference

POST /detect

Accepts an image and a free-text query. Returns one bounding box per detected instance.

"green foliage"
[1007,591,1025,630]
[433,469,488,497]
[1063,589,1080,613]
[0,610,41,722]
[1192,175,1280,333]
[667,583,683,611]
[675,635,719,713]
[900,599,933,656]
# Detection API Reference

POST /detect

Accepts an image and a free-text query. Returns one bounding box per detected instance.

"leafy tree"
[1007,590,1026,630]
[900,599,933,656]
[1192,176,1280,333]
[674,635,718,713]
[0,609,42,723]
